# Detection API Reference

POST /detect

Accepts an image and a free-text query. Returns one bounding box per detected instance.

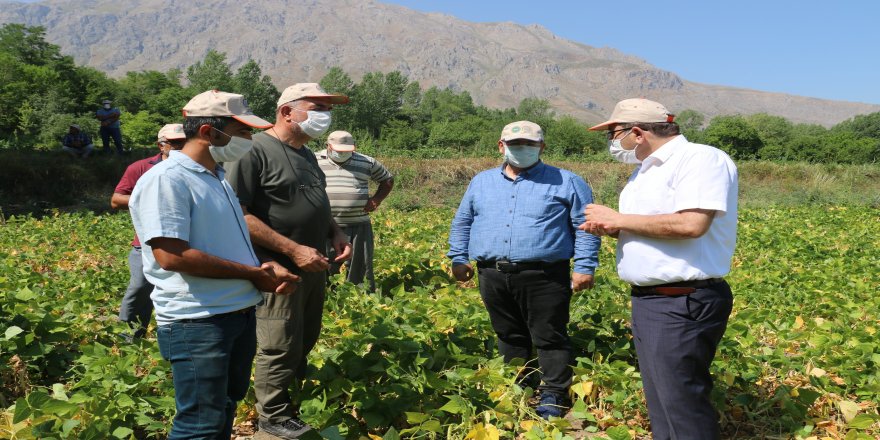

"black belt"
[476,260,567,274]
[176,306,255,323]
[631,278,724,296]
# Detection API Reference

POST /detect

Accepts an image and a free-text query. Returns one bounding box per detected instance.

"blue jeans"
[99,125,124,154]
[157,308,257,440]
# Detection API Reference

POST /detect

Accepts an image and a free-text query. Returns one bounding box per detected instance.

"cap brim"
[232,114,274,129]
[588,120,618,131]
[328,143,355,152]
[501,135,543,142]
[305,94,350,104]
[165,134,186,140]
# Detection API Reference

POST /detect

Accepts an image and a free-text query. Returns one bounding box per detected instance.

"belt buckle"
[495,260,515,273]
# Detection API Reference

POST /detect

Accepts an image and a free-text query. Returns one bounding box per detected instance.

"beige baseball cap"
[500,120,544,142]
[588,98,675,131]
[182,90,273,129]
[157,123,186,141]
[326,130,356,152]
[277,83,350,108]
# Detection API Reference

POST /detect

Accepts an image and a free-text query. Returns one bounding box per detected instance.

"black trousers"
[478,262,573,395]
[631,281,733,440]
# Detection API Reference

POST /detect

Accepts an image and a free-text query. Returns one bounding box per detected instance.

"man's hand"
[331,231,352,263]
[260,261,300,294]
[581,203,623,237]
[288,244,330,272]
[452,263,474,282]
[364,197,381,213]
[572,273,594,291]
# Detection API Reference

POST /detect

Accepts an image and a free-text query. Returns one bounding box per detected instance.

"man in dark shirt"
[225,83,352,439]
[111,123,186,339]
[61,124,94,159]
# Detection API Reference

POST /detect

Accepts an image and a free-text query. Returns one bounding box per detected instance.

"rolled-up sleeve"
[130,172,191,245]
[569,176,600,275]
[447,179,477,266]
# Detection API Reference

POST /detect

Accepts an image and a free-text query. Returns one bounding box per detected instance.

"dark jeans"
[631,281,733,440]
[118,247,154,334]
[99,125,124,154]
[157,308,257,440]
[254,271,326,423]
[478,262,573,395]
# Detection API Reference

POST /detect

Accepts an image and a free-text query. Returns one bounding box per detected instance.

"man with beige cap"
[111,123,186,340]
[316,130,394,292]
[129,90,299,439]
[583,98,738,439]
[448,120,601,420]
[225,83,352,439]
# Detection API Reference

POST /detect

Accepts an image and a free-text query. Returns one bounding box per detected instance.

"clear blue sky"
[386,0,880,105]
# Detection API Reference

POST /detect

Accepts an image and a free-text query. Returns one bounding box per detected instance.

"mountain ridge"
[2,0,877,126]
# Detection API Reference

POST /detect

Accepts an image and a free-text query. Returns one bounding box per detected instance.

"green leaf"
[848,413,879,429]
[439,395,469,414]
[405,411,429,424]
[40,399,79,417]
[12,398,30,424]
[52,383,69,401]
[62,419,80,435]
[15,287,36,301]
[421,420,442,433]
[4,325,23,340]
[383,426,401,440]
[606,425,632,440]
[112,426,133,438]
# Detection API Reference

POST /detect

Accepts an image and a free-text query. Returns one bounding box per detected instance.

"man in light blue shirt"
[448,120,600,420]
[130,90,299,439]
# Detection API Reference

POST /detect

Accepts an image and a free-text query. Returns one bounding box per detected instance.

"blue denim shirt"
[130,151,262,324]
[448,161,600,275]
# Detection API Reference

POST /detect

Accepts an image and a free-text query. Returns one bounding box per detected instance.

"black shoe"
[535,392,571,419]
[258,417,313,439]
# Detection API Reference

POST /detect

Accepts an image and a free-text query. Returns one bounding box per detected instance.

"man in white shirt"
[582,99,738,440]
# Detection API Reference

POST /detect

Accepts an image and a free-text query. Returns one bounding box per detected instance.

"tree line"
[1,23,878,163]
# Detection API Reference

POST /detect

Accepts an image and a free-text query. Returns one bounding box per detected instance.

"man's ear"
[498,140,505,154]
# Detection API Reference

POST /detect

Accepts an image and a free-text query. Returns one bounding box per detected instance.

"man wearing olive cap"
[225,83,353,439]
[448,120,601,420]
[582,98,738,439]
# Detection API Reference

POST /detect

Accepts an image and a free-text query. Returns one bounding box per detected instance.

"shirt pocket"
[631,177,674,215]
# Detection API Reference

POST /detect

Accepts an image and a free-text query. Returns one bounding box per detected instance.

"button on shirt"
[617,135,738,286]
[448,162,600,275]
[130,151,262,324]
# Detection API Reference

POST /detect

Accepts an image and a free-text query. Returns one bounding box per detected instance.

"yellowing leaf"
[520,420,538,432]
[465,423,500,440]
[793,315,805,329]
[838,400,860,422]
[810,367,827,377]
[571,381,594,399]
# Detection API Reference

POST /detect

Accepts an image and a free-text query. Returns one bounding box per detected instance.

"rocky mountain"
[2,0,878,126]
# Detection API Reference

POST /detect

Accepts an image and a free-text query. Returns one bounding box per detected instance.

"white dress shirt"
[617,135,738,286]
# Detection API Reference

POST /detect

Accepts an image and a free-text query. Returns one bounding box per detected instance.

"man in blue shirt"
[95,99,124,155]
[130,90,300,439]
[448,120,600,419]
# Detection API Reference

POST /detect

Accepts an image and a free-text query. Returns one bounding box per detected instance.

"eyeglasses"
[606,126,632,140]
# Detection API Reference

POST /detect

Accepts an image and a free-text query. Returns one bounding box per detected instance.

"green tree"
[319,67,357,132]
[676,109,704,141]
[544,116,593,156]
[833,112,880,139]
[703,115,764,159]
[351,71,408,138]
[516,97,555,129]
[232,60,280,120]
[745,113,793,149]
[186,50,234,92]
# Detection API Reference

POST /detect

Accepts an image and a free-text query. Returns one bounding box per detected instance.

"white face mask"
[209,128,253,163]
[296,110,332,139]
[504,144,541,168]
[328,149,352,163]
[609,139,642,164]
[103,104,111,109]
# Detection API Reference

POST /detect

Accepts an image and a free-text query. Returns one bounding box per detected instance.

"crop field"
[1,206,878,439]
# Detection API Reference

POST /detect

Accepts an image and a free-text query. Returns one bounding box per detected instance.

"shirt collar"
[499,160,545,180]
[148,153,163,165]
[641,135,687,171]
[168,150,225,178]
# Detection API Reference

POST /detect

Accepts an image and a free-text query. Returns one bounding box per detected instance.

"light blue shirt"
[95,107,121,129]
[129,151,262,325]
[448,161,600,275]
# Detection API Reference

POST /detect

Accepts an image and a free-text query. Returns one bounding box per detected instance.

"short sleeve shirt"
[224,132,332,273]
[129,151,262,324]
[114,153,162,247]
[96,107,121,128]
[316,150,393,225]
[616,135,738,286]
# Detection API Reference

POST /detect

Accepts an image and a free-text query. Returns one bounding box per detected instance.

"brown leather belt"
[631,278,724,296]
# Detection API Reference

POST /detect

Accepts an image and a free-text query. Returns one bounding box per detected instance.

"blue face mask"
[504,144,541,168]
